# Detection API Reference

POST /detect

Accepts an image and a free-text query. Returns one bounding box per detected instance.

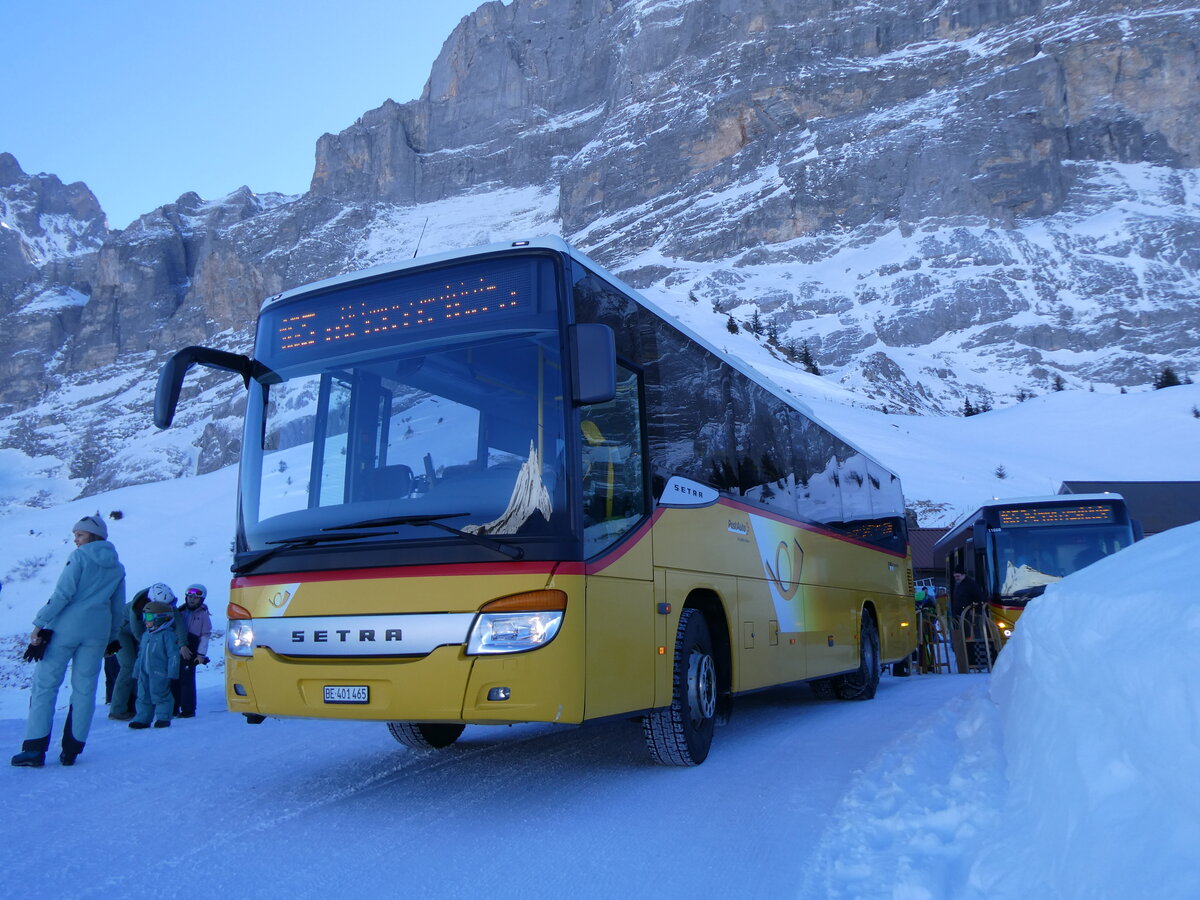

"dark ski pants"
[171,634,201,716]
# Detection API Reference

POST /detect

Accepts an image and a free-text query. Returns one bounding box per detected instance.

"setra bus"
[933,494,1139,644]
[154,236,916,765]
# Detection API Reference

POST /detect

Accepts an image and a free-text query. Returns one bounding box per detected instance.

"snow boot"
[11,750,45,767]
[59,707,85,764]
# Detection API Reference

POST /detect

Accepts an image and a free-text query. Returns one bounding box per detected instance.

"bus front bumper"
[225,641,584,725]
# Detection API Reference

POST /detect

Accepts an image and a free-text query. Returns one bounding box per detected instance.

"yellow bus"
[155,237,916,765]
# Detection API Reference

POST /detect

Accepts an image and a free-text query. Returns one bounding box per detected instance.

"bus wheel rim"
[688,652,717,722]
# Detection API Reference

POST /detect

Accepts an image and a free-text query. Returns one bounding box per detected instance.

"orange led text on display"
[274,277,525,353]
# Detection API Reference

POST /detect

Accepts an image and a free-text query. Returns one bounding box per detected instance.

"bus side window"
[580,366,646,556]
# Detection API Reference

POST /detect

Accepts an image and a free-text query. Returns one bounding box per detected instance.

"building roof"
[909,527,949,572]
[1058,481,1200,535]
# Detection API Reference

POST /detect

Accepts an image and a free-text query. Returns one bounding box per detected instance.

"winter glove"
[22,629,54,662]
[195,654,210,666]
[105,640,122,656]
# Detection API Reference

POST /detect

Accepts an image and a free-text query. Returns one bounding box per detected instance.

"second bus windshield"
[989,522,1133,595]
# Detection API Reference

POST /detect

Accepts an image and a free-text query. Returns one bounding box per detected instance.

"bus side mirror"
[154,346,255,428]
[972,522,988,547]
[570,324,616,406]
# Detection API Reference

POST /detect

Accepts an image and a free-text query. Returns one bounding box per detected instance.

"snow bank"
[975,522,1200,897]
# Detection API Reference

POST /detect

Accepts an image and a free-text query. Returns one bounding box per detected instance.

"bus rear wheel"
[387,721,465,750]
[643,607,718,766]
[836,613,880,701]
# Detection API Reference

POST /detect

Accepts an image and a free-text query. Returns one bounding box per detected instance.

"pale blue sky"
[1,0,488,228]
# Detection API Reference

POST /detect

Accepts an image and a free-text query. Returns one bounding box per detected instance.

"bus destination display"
[272,266,534,356]
[996,504,1117,527]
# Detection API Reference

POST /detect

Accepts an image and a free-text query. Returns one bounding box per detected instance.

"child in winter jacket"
[129,583,180,729]
[172,583,213,718]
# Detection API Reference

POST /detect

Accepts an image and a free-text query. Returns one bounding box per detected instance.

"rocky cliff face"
[1,0,1198,499]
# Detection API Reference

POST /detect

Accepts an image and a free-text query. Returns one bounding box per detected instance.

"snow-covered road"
[1,672,994,898]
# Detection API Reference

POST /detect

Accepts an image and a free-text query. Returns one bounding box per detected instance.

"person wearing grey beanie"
[72,514,108,541]
[11,515,126,768]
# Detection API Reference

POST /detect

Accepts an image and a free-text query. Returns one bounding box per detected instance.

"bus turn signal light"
[228,602,252,620]
[480,590,567,613]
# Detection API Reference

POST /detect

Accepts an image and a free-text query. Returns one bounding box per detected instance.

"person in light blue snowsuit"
[11,515,126,767]
[129,584,181,729]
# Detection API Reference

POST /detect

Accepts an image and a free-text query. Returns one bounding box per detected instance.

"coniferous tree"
[748,310,763,335]
[963,397,977,417]
[1052,374,1066,392]
[1155,367,1182,389]
[799,341,821,376]
[726,315,739,334]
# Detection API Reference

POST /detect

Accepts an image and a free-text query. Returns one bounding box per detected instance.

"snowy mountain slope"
[3,0,1200,500]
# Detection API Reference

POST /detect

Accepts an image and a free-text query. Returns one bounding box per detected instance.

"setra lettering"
[289,627,403,643]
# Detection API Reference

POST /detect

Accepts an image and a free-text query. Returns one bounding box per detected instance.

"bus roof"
[259,235,898,478]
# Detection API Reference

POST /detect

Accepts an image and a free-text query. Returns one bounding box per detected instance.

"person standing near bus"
[950,567,987,673]
[128,584,181,729]
[172,583,212,718]
[11,515,126,767]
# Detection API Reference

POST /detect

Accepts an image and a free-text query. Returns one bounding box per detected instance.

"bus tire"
[836,613,880,701]
[387,721,465,750]
[643,607,718,766]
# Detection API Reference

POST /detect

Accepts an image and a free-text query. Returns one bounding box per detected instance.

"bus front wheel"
[643,607,718,766]
[836,613,881,701]
[387,721,465,750]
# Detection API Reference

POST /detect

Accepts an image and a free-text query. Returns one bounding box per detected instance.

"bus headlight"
[227,619,255,657]
[466,590,566,655]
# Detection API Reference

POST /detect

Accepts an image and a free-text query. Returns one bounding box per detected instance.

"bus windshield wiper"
[326,513,525,560]
[232,530,397,575]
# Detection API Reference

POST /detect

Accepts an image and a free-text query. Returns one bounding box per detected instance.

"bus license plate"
[324,685,369,704]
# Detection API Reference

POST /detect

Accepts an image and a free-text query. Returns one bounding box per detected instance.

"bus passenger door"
[581,365,656,719]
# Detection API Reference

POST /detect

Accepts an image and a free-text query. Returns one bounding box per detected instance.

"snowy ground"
[2,523,1196,898]
[0,669,994,898]
[0,384,1197,897]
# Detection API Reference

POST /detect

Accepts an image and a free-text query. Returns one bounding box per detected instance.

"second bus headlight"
[466,590,567,655]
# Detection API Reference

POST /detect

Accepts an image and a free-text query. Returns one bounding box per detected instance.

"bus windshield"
[239,257,569,554]
[989,522,1134,596]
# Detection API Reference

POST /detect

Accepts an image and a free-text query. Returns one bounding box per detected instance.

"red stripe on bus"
[584,509,664,574]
